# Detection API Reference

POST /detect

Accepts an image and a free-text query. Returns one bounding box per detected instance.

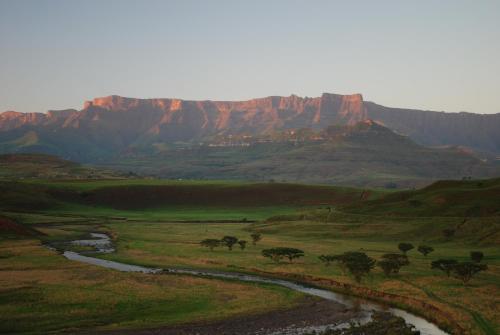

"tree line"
[201,235,487,285]
[200,233,262,251]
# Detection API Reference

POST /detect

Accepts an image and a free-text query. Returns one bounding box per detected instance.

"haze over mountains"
[1,93,499,187]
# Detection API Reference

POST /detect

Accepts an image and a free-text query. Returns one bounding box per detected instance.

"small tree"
[261,247,304,263]
[382,253,410,266]
[281,248,305,262]
[378,259,401,277]
[250,233,262,246]
[200,239,220,251]
[335,251,375,283]
[378,253,409,276]
[470,251,484,263]
[319,254,337,266]
[238,240,247,250]
[221,236,238,250]
[452,262,487,285]
[431,259,458,277]
[417,245,434,257]
[262,248,283,263]
[398,243,414,255]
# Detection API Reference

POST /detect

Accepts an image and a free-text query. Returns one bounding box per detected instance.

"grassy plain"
[0,236,302,334]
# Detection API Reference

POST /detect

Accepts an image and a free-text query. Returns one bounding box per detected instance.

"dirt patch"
[90,296,355,335]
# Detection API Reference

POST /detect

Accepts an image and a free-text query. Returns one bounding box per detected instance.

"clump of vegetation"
[221,236,239,250]
[431,257,488,285]
[431,259,458,277]
[308,311,419,334]
[318,254,338,266]
[470,251,484,263]
[332,251,376,283]
[452,262,488,285]
[398,242,414,255]
[250,232,262,245]
[262,247,304,263]
[200,239,221,251]
[417,245,434,257]
[377,253,409,276]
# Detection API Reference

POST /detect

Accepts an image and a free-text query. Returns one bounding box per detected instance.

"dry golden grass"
[0,239,302,334]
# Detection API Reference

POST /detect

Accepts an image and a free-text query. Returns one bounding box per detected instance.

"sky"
[1,0,499,114]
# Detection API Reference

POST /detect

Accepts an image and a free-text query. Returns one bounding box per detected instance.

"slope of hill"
[343,177,500,217]
[0,153,125,179]
[102,120,499,188]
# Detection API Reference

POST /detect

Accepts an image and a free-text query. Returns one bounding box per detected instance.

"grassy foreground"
[0,236,302,334]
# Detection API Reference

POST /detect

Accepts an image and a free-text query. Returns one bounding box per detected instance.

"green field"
[0,236,303,334]
[1,177,499,334]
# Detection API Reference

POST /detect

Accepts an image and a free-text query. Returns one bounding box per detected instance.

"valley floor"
[0,178,499,335]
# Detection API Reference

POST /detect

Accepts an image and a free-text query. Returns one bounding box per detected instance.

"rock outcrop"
[1,93,499,154]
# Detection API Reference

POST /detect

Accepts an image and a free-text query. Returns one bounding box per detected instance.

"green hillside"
[343,178,500,217]
[0,153,125,179]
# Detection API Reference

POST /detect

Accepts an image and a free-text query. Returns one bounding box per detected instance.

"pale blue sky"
[1,0,499,114]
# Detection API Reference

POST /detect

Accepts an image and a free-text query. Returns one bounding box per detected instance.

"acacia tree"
[470,251,484,263]
[221,236,238,250]
[452,262,487,285]
[319,254,337,266]
[378,259,401,277]
[281,248,305,262]
[250,233,262,246]
[200,239,220,251]
[377,253,409,276]
[398,243,414,255]
[238,240,247,250]
[261,247,304,263]
[417,245,434,257]
[262,248,283,263]
[334,251,376,283]
[431,259,458,277]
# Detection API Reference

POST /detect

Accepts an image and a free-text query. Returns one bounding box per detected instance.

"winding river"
[61,233,449,335]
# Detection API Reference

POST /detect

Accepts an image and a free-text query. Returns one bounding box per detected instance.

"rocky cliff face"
[1,93,499,154]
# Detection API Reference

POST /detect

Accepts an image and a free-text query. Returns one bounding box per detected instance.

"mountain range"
[1,93,499,187]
